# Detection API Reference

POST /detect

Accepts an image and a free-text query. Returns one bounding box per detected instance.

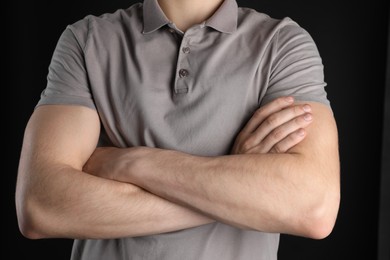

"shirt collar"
[142,0,170,34]
[205,0,238,33]
[143,0,238,34]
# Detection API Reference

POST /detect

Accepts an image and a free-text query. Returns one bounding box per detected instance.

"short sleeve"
[37,18,96,110]
[261,21,330,107]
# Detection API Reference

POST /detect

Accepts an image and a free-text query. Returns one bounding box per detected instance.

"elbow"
[16,193,48,239]
[301,190,340,240]
[302,209,337,240]
[295,154,341,239]
[17,217,45,240]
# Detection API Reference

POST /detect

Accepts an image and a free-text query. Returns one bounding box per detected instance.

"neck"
[157,0,224,31]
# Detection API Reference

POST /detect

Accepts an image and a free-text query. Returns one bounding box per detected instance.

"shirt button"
[179,69,189,78]
[168,28,175,33]
[182,47,190,54]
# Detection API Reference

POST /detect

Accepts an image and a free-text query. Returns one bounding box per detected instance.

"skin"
[16,105,212,239]
[16,97,319,239]
[157,0,225,31]
[16,0,340,241]
[84,100,339,239]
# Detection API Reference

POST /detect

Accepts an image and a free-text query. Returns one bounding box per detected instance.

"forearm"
[128,150,317,235]
[111,104,339,239]
[16,164,213,239]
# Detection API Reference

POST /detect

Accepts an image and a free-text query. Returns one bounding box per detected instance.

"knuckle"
[288,133,299,142]
[289,130,304,142]
[266,114,279,127]
[271,129,284,140]
[241,140,253,152]
[253,108,265,120]
[293,105,302,115]
[273,144,285,153]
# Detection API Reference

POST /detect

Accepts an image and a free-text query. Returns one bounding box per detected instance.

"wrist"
[122,146,163,185]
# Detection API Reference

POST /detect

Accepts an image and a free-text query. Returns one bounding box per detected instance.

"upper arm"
[260,22,338,167]
[19,105,100,173]
[260,21,339,184]
[291,101,339,173]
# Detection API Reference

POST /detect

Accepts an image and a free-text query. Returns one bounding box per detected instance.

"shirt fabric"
[37,0,330,259]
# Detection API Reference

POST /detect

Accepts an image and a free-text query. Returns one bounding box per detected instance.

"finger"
[255,113,313,153]
[241,96,295,135]
[270,128,307,153]
[244,104,311,152]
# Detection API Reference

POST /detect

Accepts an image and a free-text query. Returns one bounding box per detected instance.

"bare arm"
[15,105,213,239]
[85,101,340,239]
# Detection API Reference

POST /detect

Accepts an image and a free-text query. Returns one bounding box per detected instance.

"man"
[15,0,340,259]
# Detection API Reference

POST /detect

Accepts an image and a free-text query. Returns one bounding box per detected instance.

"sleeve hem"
[36,96,97,111]
[261,94,331,108]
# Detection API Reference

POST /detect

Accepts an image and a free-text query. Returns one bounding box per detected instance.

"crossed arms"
[15,97,340,240]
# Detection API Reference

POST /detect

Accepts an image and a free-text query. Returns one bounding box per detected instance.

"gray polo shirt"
[38,0,330,259]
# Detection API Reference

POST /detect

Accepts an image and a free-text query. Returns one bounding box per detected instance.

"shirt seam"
[269,26,283,80]
[275,26,281,55]
[69,16,92,55]
[84,16,92,53]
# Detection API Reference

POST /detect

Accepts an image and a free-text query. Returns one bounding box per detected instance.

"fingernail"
[298,129,305,136]
[303,105,311,112]
[304,114,312,121]
[285,97,294,103]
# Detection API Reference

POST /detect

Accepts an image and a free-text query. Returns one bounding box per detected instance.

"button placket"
[174,33,193,94]
[182,46,190,54]
[179,69,189,78]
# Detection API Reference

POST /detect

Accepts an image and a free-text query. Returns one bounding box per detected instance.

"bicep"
[20,105,100,171]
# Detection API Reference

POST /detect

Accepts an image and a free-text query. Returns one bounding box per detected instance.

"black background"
[4,0,389,259]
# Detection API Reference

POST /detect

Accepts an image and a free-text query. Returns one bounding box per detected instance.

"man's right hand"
[231,97,313,154]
